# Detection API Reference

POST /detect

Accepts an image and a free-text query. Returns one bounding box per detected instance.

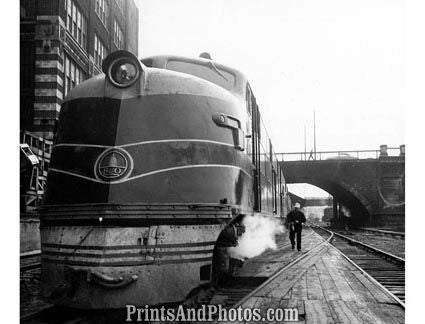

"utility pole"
[304,124,307,160]
[313,110,317,160]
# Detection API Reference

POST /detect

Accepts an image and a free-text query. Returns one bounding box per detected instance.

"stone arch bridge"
[278,147,405,227]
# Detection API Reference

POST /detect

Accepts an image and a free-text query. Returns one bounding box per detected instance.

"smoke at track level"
[228,214,285,260]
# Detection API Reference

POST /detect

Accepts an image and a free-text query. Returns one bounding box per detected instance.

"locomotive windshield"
[166,60,236,90]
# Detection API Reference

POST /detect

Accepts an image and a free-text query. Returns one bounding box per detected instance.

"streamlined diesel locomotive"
[40,50,291,308]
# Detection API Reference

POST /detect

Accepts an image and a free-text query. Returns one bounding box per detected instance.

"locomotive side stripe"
[49,164,252,184]
[42,249,214,258]
[41,256,212,267]
[53,138,235,149]
[41,240,216,250]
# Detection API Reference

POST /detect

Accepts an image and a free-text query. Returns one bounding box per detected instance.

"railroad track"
[312,226,405,304]
[354,227,405,238]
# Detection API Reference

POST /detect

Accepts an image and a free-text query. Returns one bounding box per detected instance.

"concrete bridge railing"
[276,145,405,162]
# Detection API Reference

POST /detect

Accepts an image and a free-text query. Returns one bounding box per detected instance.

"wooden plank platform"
[225,231,404,323]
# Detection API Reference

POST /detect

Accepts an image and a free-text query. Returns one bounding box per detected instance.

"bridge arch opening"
[288,184,332,222]
[288,182,371,226]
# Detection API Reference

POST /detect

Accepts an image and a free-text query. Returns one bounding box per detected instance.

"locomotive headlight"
[109,58,139,87]
[102,50,143,88]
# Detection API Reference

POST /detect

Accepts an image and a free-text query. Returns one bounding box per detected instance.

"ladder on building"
[20,131,53,215]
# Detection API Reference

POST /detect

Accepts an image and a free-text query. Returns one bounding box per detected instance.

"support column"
[332,199,338,228]
[33,15,66,140]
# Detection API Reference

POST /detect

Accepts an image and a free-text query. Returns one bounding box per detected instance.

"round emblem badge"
[94,148,133,182]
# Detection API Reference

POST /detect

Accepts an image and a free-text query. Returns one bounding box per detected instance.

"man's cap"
[294,203,301,208]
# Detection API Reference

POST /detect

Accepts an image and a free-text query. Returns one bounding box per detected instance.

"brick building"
[20,0,139,140]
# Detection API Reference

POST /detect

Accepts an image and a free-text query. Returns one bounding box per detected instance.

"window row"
[94,34,108,67]
[65,0,125,62]
[113,20,124,49]
[64,55,85,97]
[64,1,126,69]
[95,0,109,27]
[66,0,87,49]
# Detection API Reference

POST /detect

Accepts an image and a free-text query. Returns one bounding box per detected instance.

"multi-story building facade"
[20,0,139,140]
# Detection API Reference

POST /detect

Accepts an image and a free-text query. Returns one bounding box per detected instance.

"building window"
[95,0,109,27]
[65,0,87,49]
[21,0,36,19]
[113,19,124,49]
[94,34,107,67]
[64,55,85,97]
[115,0,124,13]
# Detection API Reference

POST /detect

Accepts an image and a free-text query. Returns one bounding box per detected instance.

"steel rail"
[327,228,405,264]
[313,225,405,308]
[355,227,405,238]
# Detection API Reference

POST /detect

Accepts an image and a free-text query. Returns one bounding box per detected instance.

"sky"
[135,0,404,197]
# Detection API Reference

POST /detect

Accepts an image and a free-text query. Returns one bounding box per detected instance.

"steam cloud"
[228,214,285,260]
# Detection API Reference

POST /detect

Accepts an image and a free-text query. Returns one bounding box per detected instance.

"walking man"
[286,203,306,251]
